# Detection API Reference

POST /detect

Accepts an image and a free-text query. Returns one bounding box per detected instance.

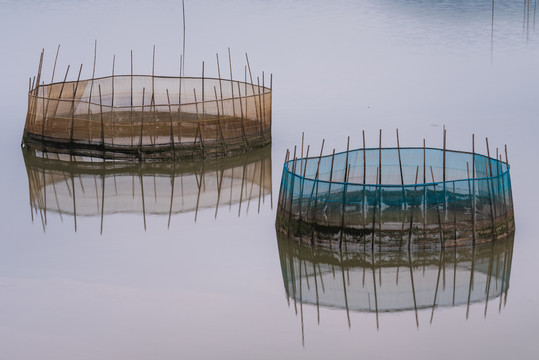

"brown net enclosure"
[22,49,272,160]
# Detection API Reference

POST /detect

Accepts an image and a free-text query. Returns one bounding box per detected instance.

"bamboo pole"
[372,167,379,248]
[378,129,382,185]
[484,158,497,239]
[245,53,261,133]
[193,88,204,156]
[340,137,350,245]
[48,65,70,138]
[236,82,249,146]
[216,53,224,114]
[201,60,205,114]
[168,162,176,228]
[396,129,404,185]
[130,50,134,147]
[430,166,444,248]
[69,64,83,147]
[166,89,176,158]
[408,166,420,250]
[214,86,226,153]
[467,162,476,243]
[139,88,145,154]
[227,48,236,118]
[363,130,366,184]
[98,85,105,150]
[43,45,61,135]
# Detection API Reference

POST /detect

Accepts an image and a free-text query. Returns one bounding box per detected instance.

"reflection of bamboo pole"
[215,168,224,218]
[466,243,476,319]
[139,174,146,230]
[100,173,105,235]
[168,162,176,229]
[340,249,351,328]
[408,251,419,328]
[372,247,379,330]
[430,248,444,324]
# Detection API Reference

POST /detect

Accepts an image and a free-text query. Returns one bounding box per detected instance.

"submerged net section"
[24,145,271,232]
[23,75,271,160]
[276,147,514,249]
[277,231,513,325]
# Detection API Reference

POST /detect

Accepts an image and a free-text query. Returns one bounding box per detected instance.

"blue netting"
[276,147,514,249]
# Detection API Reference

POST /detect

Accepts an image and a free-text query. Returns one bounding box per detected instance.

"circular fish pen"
[22,50,272,160]
[276,134,514,250]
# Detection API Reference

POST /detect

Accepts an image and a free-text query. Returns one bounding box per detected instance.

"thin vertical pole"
[166,89,176,158]
[130,50,134,147]
[362,130,366,184]
[408,166,420,249]
[228,48,236,118]
[378,129,382,185]
[216,53,224,114]
[396,129,404,185]
[236,82,248,146]
[98,85,105,149]
[340,137,350,245]
[69,64,83,147]
[430,166,444,248]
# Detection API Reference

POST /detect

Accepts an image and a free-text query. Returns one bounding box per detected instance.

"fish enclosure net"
[276,147,514,249]
[23,75,271,160]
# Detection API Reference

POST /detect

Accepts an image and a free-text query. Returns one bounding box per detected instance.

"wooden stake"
[236,82,248,146]
[69,64,83,146]
[166,89,176,158]
[379,129,382,185]
[130,50,134,147]
[467,162,476,243]
[408,166,420,249]
[430,166,444,248]
[214,86,226,152]
[98,85,105,148]
[227,48,236,118]
[396,129,404,185]
[362,130,366,184]
[216,53,224,114]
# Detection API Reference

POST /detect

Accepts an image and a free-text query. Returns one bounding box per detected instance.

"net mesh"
[23,75,271,160]
[276,147,514,248]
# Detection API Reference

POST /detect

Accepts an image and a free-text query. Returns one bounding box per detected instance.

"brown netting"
[23,74,271,160]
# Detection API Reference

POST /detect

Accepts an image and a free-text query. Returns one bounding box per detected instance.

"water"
[1,1,538,359]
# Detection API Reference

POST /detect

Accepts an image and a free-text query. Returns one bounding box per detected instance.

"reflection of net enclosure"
[23,52,272,160]
[277,146,514,249]
[24,145,271,232]
[277,231,513,329]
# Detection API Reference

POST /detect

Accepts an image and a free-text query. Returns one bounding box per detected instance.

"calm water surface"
[0,1,538,359]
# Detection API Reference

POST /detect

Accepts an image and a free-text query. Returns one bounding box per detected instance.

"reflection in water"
[23,145,271,232]
[277,232,514,343]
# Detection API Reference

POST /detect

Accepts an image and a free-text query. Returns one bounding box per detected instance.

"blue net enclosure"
[276,137,514,250]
